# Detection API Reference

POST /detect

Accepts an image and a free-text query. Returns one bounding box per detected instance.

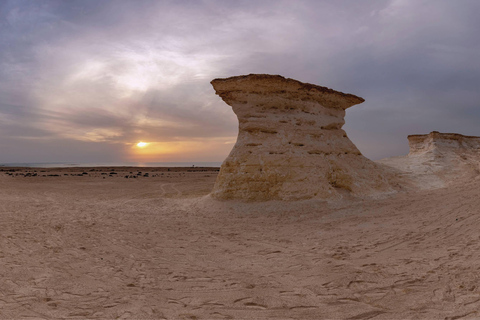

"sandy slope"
[1,167,480,319]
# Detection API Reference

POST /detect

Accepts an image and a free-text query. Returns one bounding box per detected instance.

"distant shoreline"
[0,161,223,168]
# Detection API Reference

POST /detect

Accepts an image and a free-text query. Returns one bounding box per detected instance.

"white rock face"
[379,131,480,189]
[408,131,480,155]
[210,74,396,201]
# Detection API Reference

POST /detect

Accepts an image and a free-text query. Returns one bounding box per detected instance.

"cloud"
[0,0,479,162]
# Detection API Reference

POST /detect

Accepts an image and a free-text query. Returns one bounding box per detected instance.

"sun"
[136,141,149,148]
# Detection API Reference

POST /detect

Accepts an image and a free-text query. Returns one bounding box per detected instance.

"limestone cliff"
[408,131,480,155]
[210,74,396,201]
[379,131,480,189]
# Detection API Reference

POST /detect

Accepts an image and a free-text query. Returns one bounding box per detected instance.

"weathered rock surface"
[379,131,480,189]
[407,131,480,155]
[210,74,396,201]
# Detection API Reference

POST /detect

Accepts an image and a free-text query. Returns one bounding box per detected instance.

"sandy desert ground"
[1,166,480,319]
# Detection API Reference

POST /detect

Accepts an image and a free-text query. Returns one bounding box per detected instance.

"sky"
[1,0,479,163]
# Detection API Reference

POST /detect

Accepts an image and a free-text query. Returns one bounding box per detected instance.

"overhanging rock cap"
[211,74,365,110]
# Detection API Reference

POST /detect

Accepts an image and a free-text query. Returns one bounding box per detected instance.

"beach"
[1,167,480,319]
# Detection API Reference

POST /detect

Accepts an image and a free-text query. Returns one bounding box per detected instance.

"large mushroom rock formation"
[210,74,396,201]
[379,131,480,189]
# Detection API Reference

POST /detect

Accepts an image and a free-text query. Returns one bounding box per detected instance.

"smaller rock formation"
[407,131,480,155]
[379,131,480,189]
[210,74,397,201]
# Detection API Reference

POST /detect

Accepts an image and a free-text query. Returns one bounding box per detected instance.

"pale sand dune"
[1,167,480,319]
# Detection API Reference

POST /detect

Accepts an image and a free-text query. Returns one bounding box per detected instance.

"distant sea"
[0,162,223,168]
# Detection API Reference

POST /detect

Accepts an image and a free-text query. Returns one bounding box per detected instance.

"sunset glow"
[128,139,235,162]
[136,142,149,148]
